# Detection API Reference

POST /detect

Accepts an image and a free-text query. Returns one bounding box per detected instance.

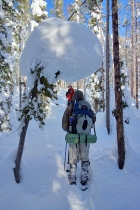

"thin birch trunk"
[131,0,135,98]
[135,15,139,109]
[102,62,105,111]
[106,0,110,134]
[125,24,129,88]
[83,78,86,99]
[99,9,105,111]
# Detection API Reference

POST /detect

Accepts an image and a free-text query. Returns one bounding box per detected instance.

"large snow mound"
[20,18,103,83]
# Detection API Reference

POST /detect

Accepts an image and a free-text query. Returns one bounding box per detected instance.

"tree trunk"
[112,0,125,169]
[19,74,22,108]
[19,28,22,108]
[106,0,110,134]
[102,62,105,111]
[125,24,129,88]
[14,80,38,183]
[83,78,86,99]
[14,118,29,183]
[77,81,79,90]
[135,16,139,109]
[131,0,136,98]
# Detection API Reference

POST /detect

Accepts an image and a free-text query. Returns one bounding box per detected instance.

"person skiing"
[62,90,96,186]
[66,85,74,106]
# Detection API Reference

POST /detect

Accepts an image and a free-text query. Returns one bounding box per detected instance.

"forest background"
[0,0,140,183]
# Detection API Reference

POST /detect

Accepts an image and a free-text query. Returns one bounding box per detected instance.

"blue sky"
[46,0,128,14]
[46,0,128,35]
[47,0,74,17]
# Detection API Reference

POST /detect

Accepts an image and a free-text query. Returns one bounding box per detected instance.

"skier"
[62,90,96,186]
[66,85,74,106]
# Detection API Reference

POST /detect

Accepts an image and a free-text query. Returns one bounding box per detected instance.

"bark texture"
[102,63,105,112]
[106,0,110,134]
[14,118,29,183]
[131,0,136,98]
[135,16,139,109]
[112,0,125,169]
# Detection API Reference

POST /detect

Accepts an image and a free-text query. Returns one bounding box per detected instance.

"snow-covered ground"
[0,88,140,210]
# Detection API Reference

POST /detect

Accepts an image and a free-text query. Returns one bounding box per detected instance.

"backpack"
[71,100,94,135]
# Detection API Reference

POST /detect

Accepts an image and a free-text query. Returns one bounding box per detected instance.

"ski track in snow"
[0,89,140,210]
[12,89,101,210]
[25,89,109,210]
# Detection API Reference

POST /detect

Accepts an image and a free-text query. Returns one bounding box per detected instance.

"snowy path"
[0,90,106,210]
[0,89,140,210]
[19,90,109,210]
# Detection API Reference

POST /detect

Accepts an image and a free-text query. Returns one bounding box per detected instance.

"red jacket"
[66,87,74,101]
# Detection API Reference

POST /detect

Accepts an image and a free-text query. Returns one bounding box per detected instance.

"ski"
[65,164,91,190]
[66,169,76,185]
[80,179,89,191]
[66,172,89,190]
[80,185,88,191]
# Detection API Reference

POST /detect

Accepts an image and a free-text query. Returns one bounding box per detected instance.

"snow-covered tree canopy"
[20,17,103,85]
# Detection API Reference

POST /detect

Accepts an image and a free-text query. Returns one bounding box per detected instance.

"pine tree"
[121,1,140,106]
[88,3,101,35]
[31,0,49,106]
[14,64,58,183]
[67,0,86,89]
[121,4,132,91]
[135,1,139,109]
[67,0,84,23]
[15,0,31,46]
[74,0,104,102]
[131,0,136,98]
[88,1,105,110]
[13,0,31,108]
[0,0,14,132]
[31,0,48,30]
[50,0,65,89]
[105,0,110,134]
[112,0,125,169]
[51,0,64,19]
[88,71,103,112]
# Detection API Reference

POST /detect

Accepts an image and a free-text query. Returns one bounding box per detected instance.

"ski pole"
[64,142,67,171]
[93,123,96,136]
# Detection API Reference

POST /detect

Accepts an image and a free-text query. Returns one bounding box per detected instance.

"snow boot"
[68,163,77,185]
[80,161,90,186]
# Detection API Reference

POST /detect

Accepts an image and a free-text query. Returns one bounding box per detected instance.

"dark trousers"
[67,100,72,106]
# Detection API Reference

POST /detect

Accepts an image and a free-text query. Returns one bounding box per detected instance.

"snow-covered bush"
[87,70,103,112]
[17,63,58,129]
[0,14,13,132]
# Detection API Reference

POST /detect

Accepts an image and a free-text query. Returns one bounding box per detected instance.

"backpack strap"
[70,100,79,115]
[73,91,78,109]
[93,123,97,136]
